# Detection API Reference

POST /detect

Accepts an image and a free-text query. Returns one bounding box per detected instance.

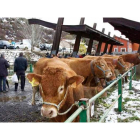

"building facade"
[96,36,139,54]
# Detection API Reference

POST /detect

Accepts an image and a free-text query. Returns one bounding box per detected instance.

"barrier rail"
[65,66,137,123]
[8,62,33,75]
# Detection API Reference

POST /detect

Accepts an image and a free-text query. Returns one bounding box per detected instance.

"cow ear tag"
[138,55,140,60]
[29,77,39,87]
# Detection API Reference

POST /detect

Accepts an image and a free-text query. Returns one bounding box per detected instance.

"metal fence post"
[78,98,90,122]
[118,75,122,112]
[30,64,33,73]
[134,66,136,80]
[129,70,132,90]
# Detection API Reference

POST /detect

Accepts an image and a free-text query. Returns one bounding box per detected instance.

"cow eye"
[58,85,64,94]
[101,64,105,67]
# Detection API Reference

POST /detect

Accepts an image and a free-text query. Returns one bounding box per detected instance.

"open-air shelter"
[103,18,140,54]
[28,18,123,56]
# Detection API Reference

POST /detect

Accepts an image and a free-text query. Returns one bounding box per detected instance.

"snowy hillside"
[0,18,73,44]
[0,18,55,43]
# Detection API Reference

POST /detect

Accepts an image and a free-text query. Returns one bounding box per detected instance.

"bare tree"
[15,18,44,51]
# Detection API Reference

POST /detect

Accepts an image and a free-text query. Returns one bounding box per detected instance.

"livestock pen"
[65,66,137,122]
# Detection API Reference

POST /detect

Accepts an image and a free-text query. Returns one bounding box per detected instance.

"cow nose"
[41,106,57,118]
[106,71,112,78]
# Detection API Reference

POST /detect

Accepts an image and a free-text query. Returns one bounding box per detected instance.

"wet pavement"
[0,81,49,122]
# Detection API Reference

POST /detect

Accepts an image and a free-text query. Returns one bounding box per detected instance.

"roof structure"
[28,18,123,46]
[103,18,140,44]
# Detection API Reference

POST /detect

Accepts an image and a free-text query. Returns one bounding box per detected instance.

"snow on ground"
[0,49,42,63]
[93,80,140,123]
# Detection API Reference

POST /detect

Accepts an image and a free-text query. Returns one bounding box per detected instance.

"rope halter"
[117,60,125,68]
[39,84,78,115]
[90,60,111,78]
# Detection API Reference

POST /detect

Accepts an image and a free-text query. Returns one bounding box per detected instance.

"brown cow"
[60,57,112,86]
[103,54,138,66]
[84,55,128,74]
[89,62,116,88]
[83,86,107,98]
[27,57,85,122]
[120,53,140,65]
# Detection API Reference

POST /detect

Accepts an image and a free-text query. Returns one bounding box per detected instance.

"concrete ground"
[0,80,49,122]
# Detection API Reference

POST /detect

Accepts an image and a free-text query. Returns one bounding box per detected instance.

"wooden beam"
[95,28,105,56]
[72,18,85,57]
[108,44,113,54]
[51,18,64,55]
[80,18,85,25]
[138,44,140,54]
[87,23,97,55]
[108,35,115,54]
[87,38,93,55]
[103,32,111,54]
[28,18,56,30]
[93,23,97,29]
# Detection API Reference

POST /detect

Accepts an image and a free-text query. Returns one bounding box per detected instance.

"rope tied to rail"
[57,101,79,115]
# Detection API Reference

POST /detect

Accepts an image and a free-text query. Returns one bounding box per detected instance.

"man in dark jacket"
[14,52,27,91]
[0,54,9,93]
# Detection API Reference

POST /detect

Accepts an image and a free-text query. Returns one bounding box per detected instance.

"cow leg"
[125,76,128,83]
[32,86,39,105]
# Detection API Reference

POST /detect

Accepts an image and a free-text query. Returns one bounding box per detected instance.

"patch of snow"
[34,47,40,52]
[93,80,140,123]
[3,18,8,22]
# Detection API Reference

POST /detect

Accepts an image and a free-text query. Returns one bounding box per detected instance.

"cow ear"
[67,75,84,88]
[27,73,42,87]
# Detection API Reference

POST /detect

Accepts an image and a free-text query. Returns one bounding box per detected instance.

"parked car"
[40,43,52,51]
[62,47,73,53]
[15,42,30,50]
[0,40,15,49]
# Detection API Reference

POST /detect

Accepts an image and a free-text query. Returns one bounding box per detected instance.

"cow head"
[27,67,84,118]
[92,57,112,79]
[116,56,128,74]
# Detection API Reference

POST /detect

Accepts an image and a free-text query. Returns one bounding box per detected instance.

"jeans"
[15,71,25,90]
[0,76,6,92]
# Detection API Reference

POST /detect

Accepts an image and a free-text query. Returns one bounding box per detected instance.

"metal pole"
[30,64,33,73]
[79,98,90,122]
[129,70,132,90]
[134,66,136,80]
[118,75,122,112]
[65,106,84,123]
[99,94,121,122]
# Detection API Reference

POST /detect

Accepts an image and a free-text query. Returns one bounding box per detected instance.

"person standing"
[14,52,27,91]
[0,54,9,93]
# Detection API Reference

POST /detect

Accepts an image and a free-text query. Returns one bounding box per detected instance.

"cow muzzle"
[106,71,112,78]
[41,106,57,118]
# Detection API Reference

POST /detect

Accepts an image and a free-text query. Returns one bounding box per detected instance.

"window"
[121,48,126,52]
[114,48,118,52]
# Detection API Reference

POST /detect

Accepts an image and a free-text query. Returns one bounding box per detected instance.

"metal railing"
[8,62,33,75]
[65,66,137,123]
